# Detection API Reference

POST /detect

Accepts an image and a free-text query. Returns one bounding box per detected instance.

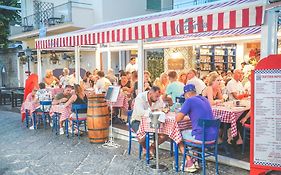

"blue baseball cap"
[183,84,196,94]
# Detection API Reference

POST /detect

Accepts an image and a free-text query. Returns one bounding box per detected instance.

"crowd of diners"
[22,56,251,172]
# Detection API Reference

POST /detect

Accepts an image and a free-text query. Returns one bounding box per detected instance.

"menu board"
[254,69,281,168]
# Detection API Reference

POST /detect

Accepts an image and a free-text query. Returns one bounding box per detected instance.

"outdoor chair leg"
[128,132,132,155]
[145,133,150,164]
[182,144,187,172]
[174,141,179,172]
[202,146,206,175]
[32,112,36,129]
[25,110,29,128]
[138,144,142,160]
[215,145,219,175]
[65,119,69,137]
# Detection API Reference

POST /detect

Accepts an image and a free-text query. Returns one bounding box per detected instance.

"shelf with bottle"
[195,44,236,73]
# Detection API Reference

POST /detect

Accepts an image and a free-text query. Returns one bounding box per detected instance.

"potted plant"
[19,55,27,64]
[49,52,59,64]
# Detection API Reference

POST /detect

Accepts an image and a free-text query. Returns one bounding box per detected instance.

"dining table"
[212,100,250,138]
[137,112,192,172]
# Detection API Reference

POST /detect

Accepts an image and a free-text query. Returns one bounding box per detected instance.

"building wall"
[102,0,154,23]
[0,49,21,87]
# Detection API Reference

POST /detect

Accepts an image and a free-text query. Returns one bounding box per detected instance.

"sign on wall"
[167,59,184,70]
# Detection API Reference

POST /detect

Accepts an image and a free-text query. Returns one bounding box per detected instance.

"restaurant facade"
[19,0,281,171]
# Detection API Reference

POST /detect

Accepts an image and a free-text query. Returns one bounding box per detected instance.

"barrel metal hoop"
[89,137,108,140]
[88,105,108,108]
[88,128,109,131]
[87,114,109,117]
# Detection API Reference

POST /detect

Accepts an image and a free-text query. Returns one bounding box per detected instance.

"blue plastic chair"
[175,96,185,105]
[242,123,250,155]
[52,112,60,134]
[71,104,87,139]
[181,119,220,175]
[25,109,32,128]
[127,110,142,159]
[39,100,52,129]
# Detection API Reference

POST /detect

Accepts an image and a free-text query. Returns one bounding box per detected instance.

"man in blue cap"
[176,84,216,172]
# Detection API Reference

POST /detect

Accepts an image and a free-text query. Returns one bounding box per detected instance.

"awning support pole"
[137,40,144,94]
[37,49,42,82]
[107,44,111,72]
[261,8,279,58]
[75,46,80,84]
[96,45,101,70]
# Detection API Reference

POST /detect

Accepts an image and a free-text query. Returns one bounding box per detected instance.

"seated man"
[131,86,168,156]
[52,85,73,135]
[176,84,216,172]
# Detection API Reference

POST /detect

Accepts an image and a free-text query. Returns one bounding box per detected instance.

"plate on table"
[233,106,246,109]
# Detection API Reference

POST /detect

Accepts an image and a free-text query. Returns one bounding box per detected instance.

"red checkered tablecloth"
[212,106,249,137]
[137,112,192,144]
[49,104,71,122]
[21,101,39,115]
[111,92,129,110]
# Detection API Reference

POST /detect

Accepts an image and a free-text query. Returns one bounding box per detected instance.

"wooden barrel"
[87,94,109,143]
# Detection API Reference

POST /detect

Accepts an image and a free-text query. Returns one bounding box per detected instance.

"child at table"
[35,83,52,111]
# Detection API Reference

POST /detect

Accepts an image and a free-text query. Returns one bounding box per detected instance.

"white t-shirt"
[186,77,206,95]
[95,77,112,93]
[131,91,165,122]
[125,63,138,73]
[226,78,244,100]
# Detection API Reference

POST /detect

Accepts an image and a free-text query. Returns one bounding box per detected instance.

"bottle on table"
[174,98,182,113]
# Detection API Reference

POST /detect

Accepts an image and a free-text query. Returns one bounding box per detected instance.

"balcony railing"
[21,2,72,32]
[173,0,221,9]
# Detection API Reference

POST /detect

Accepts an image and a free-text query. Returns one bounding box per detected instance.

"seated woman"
[178,70,188,85]
[201,72,223,106]
[64,84,88,133]
[44,69,59,87]
[153,72,169,95]
[59,68,70,88]
[21,87,40,129]
[119,72,131,94]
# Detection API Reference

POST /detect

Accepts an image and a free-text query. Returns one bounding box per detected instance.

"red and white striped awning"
[35,0,265,49]
[152,26,261,42]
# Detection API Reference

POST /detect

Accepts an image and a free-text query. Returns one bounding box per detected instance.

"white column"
[16,58,21,87]
[236,42,245,69]
[37,49,42,82]
[261,9,278,59]
[118,51,122,71]
[107,45,111,72]
[96,45,101,70]
[137,40,144,93]
[75,46,80,84]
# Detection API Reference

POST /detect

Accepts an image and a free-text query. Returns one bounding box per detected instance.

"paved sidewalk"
[0,111,249,175]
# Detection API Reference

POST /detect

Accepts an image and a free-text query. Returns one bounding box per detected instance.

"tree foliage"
[0,0,21,48]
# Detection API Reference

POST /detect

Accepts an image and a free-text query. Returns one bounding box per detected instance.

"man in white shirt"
[186,69,206,95]
[125,57,138,73]
[226,69,244,101]
[95,71,112,93]
[131,86,167,155]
